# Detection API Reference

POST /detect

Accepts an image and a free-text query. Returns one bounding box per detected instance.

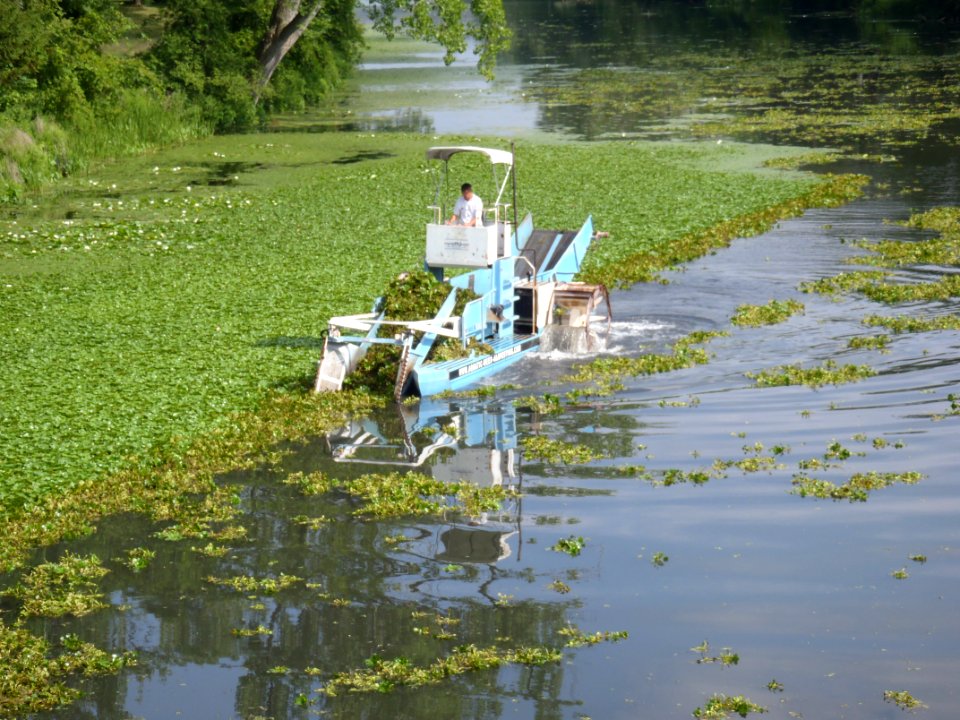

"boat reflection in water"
[326,396,523,564]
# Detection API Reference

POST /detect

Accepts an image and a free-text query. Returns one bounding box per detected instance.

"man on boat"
[447,183,483,226]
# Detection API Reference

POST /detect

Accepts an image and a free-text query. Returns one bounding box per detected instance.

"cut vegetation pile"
[344,269,485,394]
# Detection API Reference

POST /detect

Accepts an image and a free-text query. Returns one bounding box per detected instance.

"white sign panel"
[426,224,498,267]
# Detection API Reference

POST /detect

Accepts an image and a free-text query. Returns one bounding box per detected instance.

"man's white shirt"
[453,194,483,225]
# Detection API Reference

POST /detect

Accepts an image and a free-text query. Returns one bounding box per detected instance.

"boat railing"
[427,202,511,227]
[425,202,516,268]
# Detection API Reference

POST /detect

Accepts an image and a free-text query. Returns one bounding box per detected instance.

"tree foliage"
[368,0,511,79]
[1,0,510,140]
[149,0,510,130]
[0,0,139,119]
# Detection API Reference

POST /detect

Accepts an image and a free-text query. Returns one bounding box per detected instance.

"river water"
[21,4,960,720]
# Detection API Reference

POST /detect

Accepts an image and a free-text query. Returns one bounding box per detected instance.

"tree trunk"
[254,0,323,105]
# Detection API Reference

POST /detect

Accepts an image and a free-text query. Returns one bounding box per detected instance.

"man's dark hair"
[461,183,472,193]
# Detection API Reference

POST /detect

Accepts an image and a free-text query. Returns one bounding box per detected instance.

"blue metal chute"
[410,286,459,365]
[514,213,535,253]
[539,215,593,282]
[392,286,461,401]
[460,296,487,341]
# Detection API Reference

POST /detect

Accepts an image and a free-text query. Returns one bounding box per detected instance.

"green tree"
[369,0,511,79]
[0,0,133,117]
[150,0,510,131]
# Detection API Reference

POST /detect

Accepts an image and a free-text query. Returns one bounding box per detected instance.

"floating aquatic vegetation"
[522,436,603,464]
[651,551,669,567]
[191,542,229,557]
[731,299,804,327]
[931,393,960,421]
[762,152,847,169]
[581,174,868,288]
[800,270,891,296]
[550,536,586,557]
[747,360,876,388]
[638,453,786,488]
[434,384,509,400]
[767,679,784,693]
[3,553,108,618]
[548,579,571,594]
[231,625,273,637]
[293,514,330,530]
[566,330,726,390]
[852,236,960,267]
[286,469,515,519]
[862,314,960,334]
[120,547,155,572]
[320,644,563,696]
[891,568,910,580]
[902,206,960,235]
[284,471,332,495]
[802,271,960,304]
[659,468,715,485]
[825,441,858,461]
[791,471,923,502]
[658,395,701,408]
[691,641,738,666]
[910,554,928,564]
[514,393,564,414]
[847,335,891,352]
[0,389,378,574]
[798,458,839,471]
[527,49,960,150]
[558,626,628,648]
[720,456,784,473]
[205,573,303,595]
[693,693,767,719]
[883,689,927,711]
[764,152,896,170]
[0,624,136,716]
[343,270,485,394]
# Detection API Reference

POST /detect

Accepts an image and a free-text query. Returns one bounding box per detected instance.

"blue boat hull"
[413,335,542,396]
[410,214,597,397]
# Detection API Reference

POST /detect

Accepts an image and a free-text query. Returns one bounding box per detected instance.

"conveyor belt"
[515,229,578,277]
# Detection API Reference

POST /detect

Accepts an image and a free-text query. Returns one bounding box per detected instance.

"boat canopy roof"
[426,146,513,166]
